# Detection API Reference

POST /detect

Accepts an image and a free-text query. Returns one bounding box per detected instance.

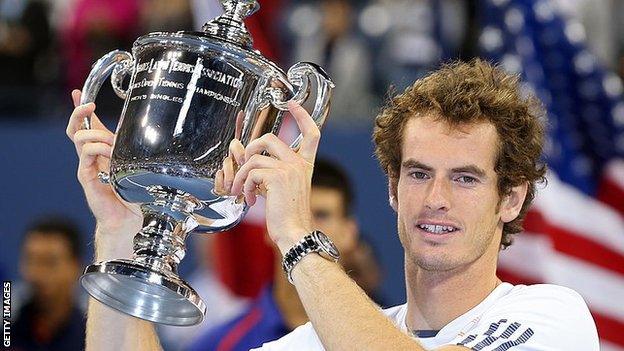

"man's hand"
[66,90,142,259]
[216,101,319,254]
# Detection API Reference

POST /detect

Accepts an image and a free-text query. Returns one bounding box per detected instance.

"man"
[66,59,599,350]
[12,217,86,351]
[186,159,359,351]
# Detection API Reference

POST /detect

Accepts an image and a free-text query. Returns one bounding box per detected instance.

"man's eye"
[409,171,429,180]
[456,176,477,184]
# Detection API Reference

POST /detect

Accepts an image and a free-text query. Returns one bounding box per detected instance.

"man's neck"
[272,259,309,330]
[404,251,500,332]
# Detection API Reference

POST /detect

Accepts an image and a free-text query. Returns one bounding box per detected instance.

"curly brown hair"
[373,59,547,249]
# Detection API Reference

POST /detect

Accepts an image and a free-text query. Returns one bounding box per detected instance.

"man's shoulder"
[506,282,581,295]
[447,283,599,350]
[497,283,590,311]
[470,283,598,348]
[484,283,594,323]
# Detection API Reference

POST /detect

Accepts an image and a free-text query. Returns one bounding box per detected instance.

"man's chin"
[408,249,462,272]
[416,259,460,272]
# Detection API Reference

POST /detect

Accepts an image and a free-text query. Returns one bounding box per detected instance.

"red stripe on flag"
[498,268,624,348]
[597,175,624,216]
[523,210,624,276]
[592,312,624,348]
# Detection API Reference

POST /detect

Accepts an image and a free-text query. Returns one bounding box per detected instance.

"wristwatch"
[282,230,340,284]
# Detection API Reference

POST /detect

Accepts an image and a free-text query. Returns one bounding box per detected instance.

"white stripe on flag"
[499,232,624,323]
[498,231,552,280]
[605,159,624,191]
[532,172,624,254]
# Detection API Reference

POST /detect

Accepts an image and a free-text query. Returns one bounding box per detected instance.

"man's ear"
[388,178,398,212]
[500,182,529,223]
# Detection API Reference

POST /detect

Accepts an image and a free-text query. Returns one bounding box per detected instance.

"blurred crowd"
[0,0,194,119]
[2,0,622,124]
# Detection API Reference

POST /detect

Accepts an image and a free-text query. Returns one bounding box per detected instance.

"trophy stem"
[80,186,207,326]
[133,186,202,274]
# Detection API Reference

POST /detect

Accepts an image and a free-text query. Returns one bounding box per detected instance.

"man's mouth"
[417,224,459,234]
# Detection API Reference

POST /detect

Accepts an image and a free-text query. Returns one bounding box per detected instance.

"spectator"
[140,0,194,33]
[369,0,469,92]
[60,0,140,119]
[0,0,53,117]
[12,217,86,351]
[287,0,378,125]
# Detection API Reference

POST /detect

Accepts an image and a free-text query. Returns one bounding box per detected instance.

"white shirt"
[254,283,599,350]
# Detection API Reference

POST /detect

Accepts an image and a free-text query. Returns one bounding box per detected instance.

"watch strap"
[281,230,338,284]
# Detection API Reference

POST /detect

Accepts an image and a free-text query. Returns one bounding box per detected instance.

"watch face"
[315,231,340,258]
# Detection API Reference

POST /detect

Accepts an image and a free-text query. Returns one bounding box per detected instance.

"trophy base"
[81,259,206,326]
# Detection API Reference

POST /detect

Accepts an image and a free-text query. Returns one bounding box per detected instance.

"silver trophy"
[78,0,334,326]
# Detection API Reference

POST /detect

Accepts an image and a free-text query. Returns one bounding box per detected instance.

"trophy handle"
[80,50,134,130]
[269,62,335,148]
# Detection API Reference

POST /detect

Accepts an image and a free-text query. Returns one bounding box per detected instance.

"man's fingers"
[72,89,81,108]
[229,138,245,166]
[66,102,96,138]
[214,169,225,195]
[221,155,236,193]
[244,133,293,163]
[79,142,112,161]
[287,101,321,163]
[73,130,115,154]
[242,168,272,206]
[89,112,109,131]
[78,142,112,181]
[231,154,281,195]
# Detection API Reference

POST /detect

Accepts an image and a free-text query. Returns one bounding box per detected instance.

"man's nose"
[424,177,451,212]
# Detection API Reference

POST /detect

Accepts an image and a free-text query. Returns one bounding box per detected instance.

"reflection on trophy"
[78,0,334,326]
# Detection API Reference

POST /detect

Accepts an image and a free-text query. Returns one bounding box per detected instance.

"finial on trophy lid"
[202,0,260,48]
[222,0,260,19]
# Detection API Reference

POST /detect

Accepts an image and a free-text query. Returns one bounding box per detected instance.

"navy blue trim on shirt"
[413,330,440,338]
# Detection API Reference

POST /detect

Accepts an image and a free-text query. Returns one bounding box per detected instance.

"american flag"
[479,0,624,349]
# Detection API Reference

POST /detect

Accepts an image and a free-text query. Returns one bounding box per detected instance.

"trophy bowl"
[78,0,334,326]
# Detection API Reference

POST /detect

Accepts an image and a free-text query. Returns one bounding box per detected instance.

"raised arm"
[66,90,162,351]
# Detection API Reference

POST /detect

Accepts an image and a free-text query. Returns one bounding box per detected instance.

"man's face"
[393,115,506,272]
[21,232,81,303]
[310,187,357,255]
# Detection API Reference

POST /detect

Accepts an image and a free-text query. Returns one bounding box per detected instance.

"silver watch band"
[281,230,340,284]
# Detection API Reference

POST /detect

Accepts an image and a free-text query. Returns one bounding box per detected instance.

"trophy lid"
[202,0,259,48]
